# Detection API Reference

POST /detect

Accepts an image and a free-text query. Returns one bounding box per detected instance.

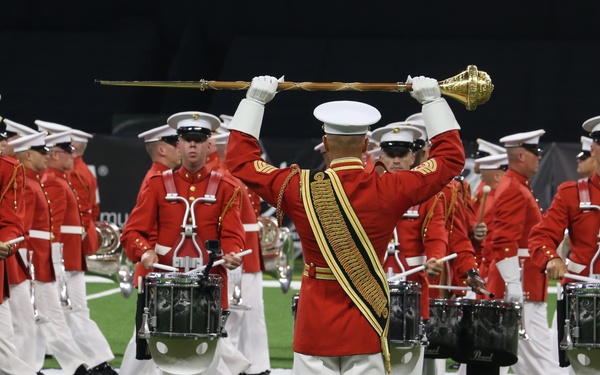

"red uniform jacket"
[128,162,170,288]
[70,157,99,255]
[0,155,26,298]
[42,167,86,272]
[382,195,448,319]
[436,180,479,297]
[23,168,55,283]
[208,153,262,273]
[529,174,600,282]
[120,166,246,308]
[488,169,547,302]
[226,129,464,357]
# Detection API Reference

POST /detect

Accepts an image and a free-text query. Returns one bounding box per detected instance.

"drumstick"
[428,284,495,298]
[8,236,25,245]
[185,249,253,274]
[564,272,600,284]
[152,263,179,272]
[478,185,491,223]
[388,253,457,282]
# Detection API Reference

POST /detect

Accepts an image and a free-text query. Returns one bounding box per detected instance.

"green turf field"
[43,269,561,371]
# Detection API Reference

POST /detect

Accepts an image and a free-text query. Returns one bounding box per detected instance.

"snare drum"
[388,280,422,348]
[565,282,600,349]
[452,299,520,366]
[425,298,461,358]
[144,272,225,338]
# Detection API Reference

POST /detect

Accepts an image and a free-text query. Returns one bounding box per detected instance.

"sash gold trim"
[301,168,391,372]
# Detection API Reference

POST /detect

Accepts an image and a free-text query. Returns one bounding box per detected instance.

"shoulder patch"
[412,159,438,175]
[254,160,277,174]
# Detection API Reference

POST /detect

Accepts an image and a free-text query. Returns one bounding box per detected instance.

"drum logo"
[470,350,494,362]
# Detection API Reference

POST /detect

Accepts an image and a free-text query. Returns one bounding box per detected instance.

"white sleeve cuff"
[227,98,265,139]
[422,98,460,139]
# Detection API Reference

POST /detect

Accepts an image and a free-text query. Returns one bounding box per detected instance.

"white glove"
[246,75,280,105]
[228,75,283,139]
[408,75,441,105]
[472,222,487,241]
[51,242,66,279]
[496,256,523,303]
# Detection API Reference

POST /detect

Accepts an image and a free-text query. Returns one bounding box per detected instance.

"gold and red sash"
[301,168,391,373]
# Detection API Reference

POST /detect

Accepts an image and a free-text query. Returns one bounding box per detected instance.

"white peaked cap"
[35,119,71,133]
[405,112,427,140]
[371,122,423,145]
[137,124,177,143]
[3,118,38,137]
[581,136,593,152]
[219,114,233,127]
[499,129,545,147]
[45,131,73,148]
[71,129,93,143]
[583,115,600,133]
[476,138,506,155]
[8,131,48,153]
[167,111,220,135]
[475,153,509,170]
[366,131,377,146]
[314,101,381,135]
[213,131,230,146]
[314,141,326,153]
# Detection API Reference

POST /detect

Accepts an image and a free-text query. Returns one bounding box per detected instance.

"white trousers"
[8,281,36,367]
[0,298,37,375]
[225,271,271,373]
[510,301,565,375]
[36,280,90,374]
[60,270,114,368]
[292,352,384,375]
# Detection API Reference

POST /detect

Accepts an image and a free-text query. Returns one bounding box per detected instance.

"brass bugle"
[95,65,494,110]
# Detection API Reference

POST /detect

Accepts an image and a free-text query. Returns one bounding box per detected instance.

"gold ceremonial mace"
[95,65,493,110]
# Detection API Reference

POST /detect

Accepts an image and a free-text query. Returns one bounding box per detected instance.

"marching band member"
[576,135,596,178]
[42,130,117,375]
[225,74,465,374]
[529,116,600,371]
[35,120,101,257]
[120,111,250,375]
[206,121,272,375]
[471,153,508,282]
[10,131,92,375]
[0,119,37,369]
[487,129,564,375]
[0,116,36,375]
[372,122,448,375]
[119,124,180,375]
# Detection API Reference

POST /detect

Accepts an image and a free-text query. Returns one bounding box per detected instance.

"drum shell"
[425,298,461,358]
[452,299,520,366]
[145,273,223,338]
[565,282,600,349]
[388,280,421,347]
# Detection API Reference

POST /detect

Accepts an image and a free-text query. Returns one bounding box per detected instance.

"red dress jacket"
[128,162,170,288]
[120,166,246,308]
[42,167,86,272]
[0,155,26,300]
[383,195,448,319]
[226,129,464,357]
[436,180,479,297]
[70,157,99,255]
[488,169,547,302]
[23,168,55,283]
[529,174,600,281]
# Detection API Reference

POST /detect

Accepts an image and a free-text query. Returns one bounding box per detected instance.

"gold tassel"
[276,164,300,227]
[381,336,392,374]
